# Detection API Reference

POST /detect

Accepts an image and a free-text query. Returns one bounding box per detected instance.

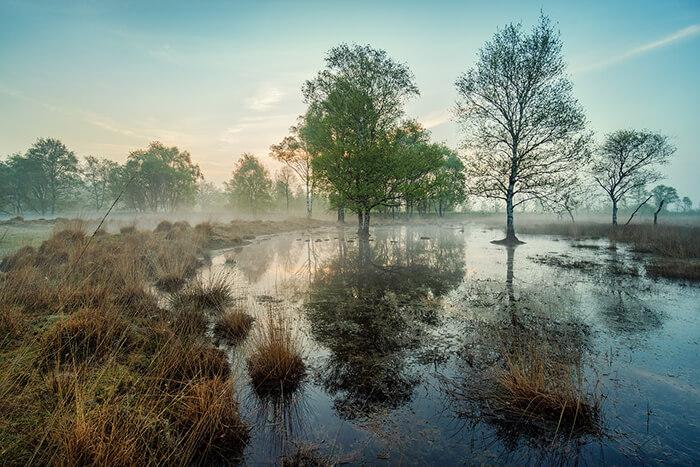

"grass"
[0,223,253,465]
[247,308,305,395]
[214,307,254,344]
[493,339,601,435]
[518,222,700,260]
[646,259,700,281]
[170,272,234,311]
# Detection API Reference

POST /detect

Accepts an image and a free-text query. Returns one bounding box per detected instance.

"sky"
[1,0,699,202]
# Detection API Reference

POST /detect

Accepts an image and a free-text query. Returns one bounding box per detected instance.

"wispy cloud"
[245,87,284,111]
[421,110,452,129]
[575,24,700,73]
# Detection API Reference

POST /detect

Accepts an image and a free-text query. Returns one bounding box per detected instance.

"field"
[1,216,699,465]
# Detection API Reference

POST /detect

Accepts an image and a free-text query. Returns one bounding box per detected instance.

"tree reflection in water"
[305,226,466,419]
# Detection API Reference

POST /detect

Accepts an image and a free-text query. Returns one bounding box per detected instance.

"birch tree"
[455,15,589,243]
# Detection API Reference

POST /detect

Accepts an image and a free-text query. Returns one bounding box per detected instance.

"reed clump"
[247,309,305,395]
[214,308,254,344]
[170,273,233,311]
[472,334,602,437]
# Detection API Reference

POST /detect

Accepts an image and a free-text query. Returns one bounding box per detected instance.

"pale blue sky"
[1,1,699,202]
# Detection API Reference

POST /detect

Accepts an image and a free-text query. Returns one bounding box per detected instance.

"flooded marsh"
[203,223,700,465]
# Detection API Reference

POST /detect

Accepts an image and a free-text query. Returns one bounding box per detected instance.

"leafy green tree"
[24,138,79,215]
[593,130,674,225]
[114,142,202,212]
[82,155,119,211]
[224,153,272,215]
[430,148,467,217]
[303,43,420,236]
[0,154,33,215]
[455,15,590,243]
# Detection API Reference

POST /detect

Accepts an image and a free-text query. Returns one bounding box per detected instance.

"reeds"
[170,272,234,311]
[247,308,305,395]
[214,307,254,344]
[0,224,251,465]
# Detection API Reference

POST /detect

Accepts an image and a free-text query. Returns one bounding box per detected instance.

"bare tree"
[82,155,118,211]
[270,116,315,217]
[274,166,297,213]
[455,14,589,243]
[592,130,675,225]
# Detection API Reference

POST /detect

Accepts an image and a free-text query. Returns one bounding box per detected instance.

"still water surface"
[206,223,699,465]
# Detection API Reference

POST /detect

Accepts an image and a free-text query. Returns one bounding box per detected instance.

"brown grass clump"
[0,302,26,342]
[214,308,254,344]
[153,341,231,389]
[175,376,249,461]
[154,220,173,232]
[170,273,233,311]
[119,225,136,234]
[56,401,172,466]
[247,309,305,395]
[172,307,208,338]
[646,259,700,281]
[40,307,132,368]
[482,338,601,436]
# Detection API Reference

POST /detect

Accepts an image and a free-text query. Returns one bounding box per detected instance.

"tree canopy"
[592,129,674,224]
[302,43,421,235]
[455,14,590,242]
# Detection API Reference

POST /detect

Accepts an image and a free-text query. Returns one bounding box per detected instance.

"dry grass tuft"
[175,376,249,461]
[170,273,233,311]
[247,308,305,395]
[153,341,231,389]
[172,307,208,337]
[154,220,173,233]
[214,308,254,344]
[473,336,602,437]
[39,307,132,368]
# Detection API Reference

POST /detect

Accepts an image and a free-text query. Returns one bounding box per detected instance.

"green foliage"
[224,153,273,214]
[24,138,80,215]
[303,43,422,232]
[112,142,202,212]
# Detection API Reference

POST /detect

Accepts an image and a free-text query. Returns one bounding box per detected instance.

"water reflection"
[305,227,466,418]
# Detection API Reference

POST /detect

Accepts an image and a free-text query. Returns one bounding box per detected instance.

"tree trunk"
[358,210,370,237]
[337,206,345,223]
[612,198,618,225]
[506,189,517,241]
[653,200,664,225]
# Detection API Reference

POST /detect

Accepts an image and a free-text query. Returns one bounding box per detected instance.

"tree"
[303,43,420,236]
[195,181,226,210]
[682,196,693,213]
[592,130,675,225]
[455,14,589,243]
[270,116,315,217]
[224,153,272,215]
[274,166,297,213]
[25,138,79,215]
[82,156,118,211]
[116,142,202,212]
[651,184,679,224]
[430,148,467,217]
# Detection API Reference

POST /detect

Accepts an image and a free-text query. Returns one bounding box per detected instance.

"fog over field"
[1,2,699,466]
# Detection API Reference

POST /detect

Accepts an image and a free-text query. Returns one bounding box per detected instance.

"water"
[205,223,700,465]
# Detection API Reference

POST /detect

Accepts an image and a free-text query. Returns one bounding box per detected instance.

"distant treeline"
[2,15,698,229]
